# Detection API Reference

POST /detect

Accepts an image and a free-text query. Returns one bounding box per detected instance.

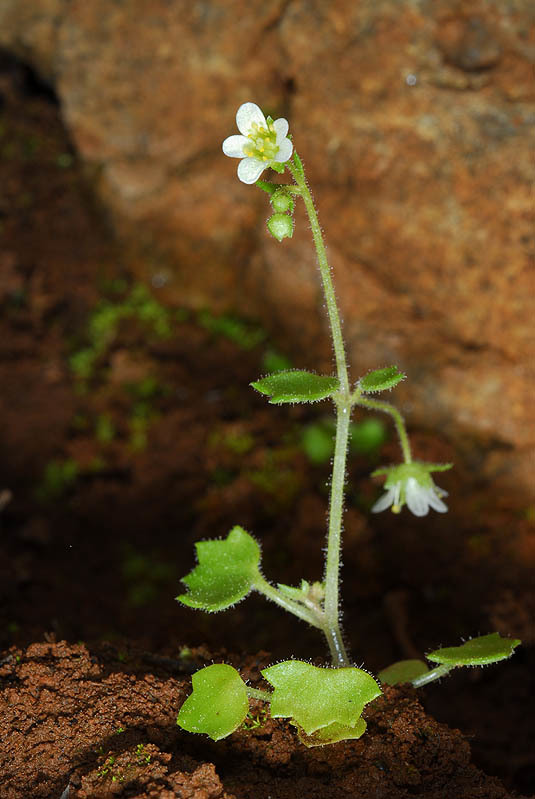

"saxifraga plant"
[176,103,520,746]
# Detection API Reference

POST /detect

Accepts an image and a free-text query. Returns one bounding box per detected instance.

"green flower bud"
[267,213,294,242]
[270,189,294,214]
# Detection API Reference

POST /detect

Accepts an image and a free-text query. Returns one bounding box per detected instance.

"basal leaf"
[177,526,261,611]
[251,370,339,404]
[296,717,367,747]
[177,664,248,741]
[378,659,429,686]
[359,366,406,393]
[426,632,521,667]
[262,660,381,735]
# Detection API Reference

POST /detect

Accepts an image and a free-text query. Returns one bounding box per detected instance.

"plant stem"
[411,664,454,688]
[322,401,351,666]
[354,395,412,463]
[288,154,351,667]
[253,575,323,629]
[246,686,272,702]
[288,158,349,395]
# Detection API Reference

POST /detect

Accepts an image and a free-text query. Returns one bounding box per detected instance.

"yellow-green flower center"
[243,120,279,162]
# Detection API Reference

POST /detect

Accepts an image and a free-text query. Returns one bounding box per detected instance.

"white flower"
[222,102,293,184]
[371,462,451,517]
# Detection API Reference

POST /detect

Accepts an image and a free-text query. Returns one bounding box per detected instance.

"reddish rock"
[0,0,533,493]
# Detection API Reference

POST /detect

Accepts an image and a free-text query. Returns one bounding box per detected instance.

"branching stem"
[253,574,323,629]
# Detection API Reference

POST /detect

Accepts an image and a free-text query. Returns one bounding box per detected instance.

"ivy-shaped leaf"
[177,664,248,741]
[177,526,261,611]
[262,660,381,736]
[251,370,339,404]
[426,632,521,667]
[358,366,406,393]
[378,659,429,686]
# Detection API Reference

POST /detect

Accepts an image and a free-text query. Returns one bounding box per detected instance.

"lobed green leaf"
[262,660,381,736]
[358,366,406,393]
[426,632,521,667]
[251,370,339,404]
[177,664,248,741]
[177,526,261,611]
[378,659,429,686]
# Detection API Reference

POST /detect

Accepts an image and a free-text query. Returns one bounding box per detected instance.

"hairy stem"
[354,394,412,463]
[288,158,349,395]
[288,154,351,666]
[411,664,454,688]
[246,686,272,702]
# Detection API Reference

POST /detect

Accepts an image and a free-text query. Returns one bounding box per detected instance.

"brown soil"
[0,640,523,799]
[0,53,534,798]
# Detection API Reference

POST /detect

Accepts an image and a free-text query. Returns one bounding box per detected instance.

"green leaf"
[262,660,381,736]
[378,659,429,686]
[296,717,367,747]
[177,526,261,611]
[177,664,248,741]
[251,370,339,404]
[255,180,278,195]
[292,151,304,176]
[426,633,521,667]
[359,366,406,393]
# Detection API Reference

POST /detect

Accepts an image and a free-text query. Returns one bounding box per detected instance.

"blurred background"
[0,0,533,791]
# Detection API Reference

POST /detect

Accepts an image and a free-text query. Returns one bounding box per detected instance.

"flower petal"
[222,135,249,158]
[236,102,266,136]
[273,117,289,141]
[426,489,448,513]
[371,487,396,513]
[237,157,266,184]
[405,478,429,517]
[274,137,293,163]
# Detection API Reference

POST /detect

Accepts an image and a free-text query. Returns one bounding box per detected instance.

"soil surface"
[0,54,534,798]
[0,640,525,799]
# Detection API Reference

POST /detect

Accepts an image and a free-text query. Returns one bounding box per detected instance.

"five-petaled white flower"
[222,102,293,184]
[371,462,451,517]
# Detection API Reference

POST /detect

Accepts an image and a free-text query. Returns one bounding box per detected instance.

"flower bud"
[267,213,294,242]
[270,189,294,214]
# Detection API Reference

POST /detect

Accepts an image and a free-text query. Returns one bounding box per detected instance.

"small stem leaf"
[277,580,312,601]
[378,659,429,686]
[426,632,521,667]
[255,180,278,194]
[292,151,304,175]
[177,526,261,611]
[262,661,381,735]
[277,580,325,610]
[358,366,406,393]
[296,717,367,747]
[177,664,248,741]
[251,370,339,404]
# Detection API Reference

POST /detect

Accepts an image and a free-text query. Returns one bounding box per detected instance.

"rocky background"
[1,0,533,499]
